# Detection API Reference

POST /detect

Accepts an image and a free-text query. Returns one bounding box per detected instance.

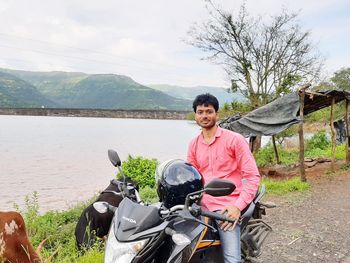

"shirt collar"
[214,126,223,138]
[200,126,222,145]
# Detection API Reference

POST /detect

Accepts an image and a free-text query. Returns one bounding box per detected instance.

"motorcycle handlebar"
[200,209,236,223]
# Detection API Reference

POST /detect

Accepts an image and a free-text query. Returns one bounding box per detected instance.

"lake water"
[0,115,200,213]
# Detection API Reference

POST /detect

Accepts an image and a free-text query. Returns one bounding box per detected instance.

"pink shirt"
[187,127,260,212]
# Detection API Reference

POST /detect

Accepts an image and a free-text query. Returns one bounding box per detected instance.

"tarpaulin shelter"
[220,92,301,137]
[220,87,350,181]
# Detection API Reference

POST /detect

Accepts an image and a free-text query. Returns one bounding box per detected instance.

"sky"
[0,0,349,88]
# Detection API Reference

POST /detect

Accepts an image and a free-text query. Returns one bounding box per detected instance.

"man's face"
[195,104,218,129]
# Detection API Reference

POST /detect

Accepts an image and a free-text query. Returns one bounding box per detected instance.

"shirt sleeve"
[187,139,199,169]
[232,134,261,211]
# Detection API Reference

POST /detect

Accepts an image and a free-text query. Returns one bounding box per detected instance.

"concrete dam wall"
[0,108,191,120]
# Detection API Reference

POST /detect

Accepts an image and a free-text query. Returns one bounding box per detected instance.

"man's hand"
[219,205,241,231]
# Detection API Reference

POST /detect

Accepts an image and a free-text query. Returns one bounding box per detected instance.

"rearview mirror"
[93,201,109,214]
[204,178,236,197]
[108,149,121,167]
[93,201,117,214]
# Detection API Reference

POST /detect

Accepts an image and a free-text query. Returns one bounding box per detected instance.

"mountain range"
[0,68,243,110]
[149,84,245,107]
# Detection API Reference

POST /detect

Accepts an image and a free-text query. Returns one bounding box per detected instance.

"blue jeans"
[217,223,241,263]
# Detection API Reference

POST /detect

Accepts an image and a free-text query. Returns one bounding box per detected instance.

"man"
[187,93,260,263]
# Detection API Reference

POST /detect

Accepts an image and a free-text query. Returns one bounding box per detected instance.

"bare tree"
[188,1,323,108]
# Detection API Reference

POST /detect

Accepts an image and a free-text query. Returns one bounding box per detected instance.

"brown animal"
[0,211,57,263]
[0,211,40,263]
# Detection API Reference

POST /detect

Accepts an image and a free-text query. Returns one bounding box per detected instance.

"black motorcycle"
[94,150,274,263]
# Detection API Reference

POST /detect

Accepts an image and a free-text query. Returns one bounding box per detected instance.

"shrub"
[254,143,275,166]
[139,186,159,204]
[119,155,159,188]
[275,126,298,145]
[306,130,329,150]
[254,143,298,166]
[277,148,299,165]
[306,143,346,160]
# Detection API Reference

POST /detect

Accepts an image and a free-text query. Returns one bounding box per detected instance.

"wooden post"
[252,135,262,153]
[346,99,350,163]
[249,136,254,153]
[330,98,336,172]
[299,89,306,182]
[272,135,281,164]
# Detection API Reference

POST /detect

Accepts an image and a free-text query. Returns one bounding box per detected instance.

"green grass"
[305,103,345,122]
[262,177,310,195]
[305,143,346,160]
[324,162,350,177]
[254,143,300,166]
[341,163,350,171]
[255,142,346,167]
[73,245,104,263]
[15,193,104,262]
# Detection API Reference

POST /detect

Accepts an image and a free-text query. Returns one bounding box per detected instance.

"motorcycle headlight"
[105,221,149,263]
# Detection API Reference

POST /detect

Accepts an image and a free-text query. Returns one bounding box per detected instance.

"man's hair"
[192,93,219,112]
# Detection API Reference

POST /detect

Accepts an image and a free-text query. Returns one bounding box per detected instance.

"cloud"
[0,0,348,86]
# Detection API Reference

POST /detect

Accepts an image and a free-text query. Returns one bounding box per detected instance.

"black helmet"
[155,159,203,208]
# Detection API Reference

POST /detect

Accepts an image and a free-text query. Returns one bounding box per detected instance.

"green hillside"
[0,68,88,104]
[0,69,191,110]
[56,74,192,110]
[0,72,57,108]
[149,84,246,106]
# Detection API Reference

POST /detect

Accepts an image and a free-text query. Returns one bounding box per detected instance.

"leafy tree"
[331,67,350,91]
[188,1,323,108]
[312,81,334,91]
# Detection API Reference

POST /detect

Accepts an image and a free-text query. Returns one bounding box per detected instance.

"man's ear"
[216,111,220,122]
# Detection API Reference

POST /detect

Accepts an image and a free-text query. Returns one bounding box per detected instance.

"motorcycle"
[94,150,274,263]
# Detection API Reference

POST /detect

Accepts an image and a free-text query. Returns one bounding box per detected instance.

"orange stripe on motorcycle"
[197,241,221,249]
[189,217,209,259]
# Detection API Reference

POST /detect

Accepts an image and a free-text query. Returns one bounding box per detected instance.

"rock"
[305,161,318,168]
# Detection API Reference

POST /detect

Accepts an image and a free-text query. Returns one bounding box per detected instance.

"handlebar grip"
[200,209,236,223]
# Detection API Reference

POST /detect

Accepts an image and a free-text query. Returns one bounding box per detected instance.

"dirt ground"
[258,161,350,263]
